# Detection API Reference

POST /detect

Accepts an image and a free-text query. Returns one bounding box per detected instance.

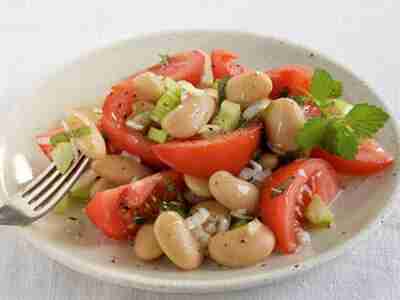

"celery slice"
[212,100,241,132]
[51,142,74,174]
[147,127,168,143]
[150,78,181,123]
[305,195,334,227]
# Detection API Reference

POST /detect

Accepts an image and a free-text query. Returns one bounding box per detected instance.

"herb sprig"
[296,69,389,159]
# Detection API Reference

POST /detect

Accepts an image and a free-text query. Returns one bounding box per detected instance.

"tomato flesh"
[266,65,313,99]
[36,127,65,159]
[260,159,339,254]
[311,140,394,175]
[152,123,262,178]
[86,171,183,240]
[100,50,205,167]
[211,49,248,80]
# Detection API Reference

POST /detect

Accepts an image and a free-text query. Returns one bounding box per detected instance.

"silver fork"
[0,155,90,226]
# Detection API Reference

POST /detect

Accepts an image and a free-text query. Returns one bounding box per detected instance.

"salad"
[36,49,393,270]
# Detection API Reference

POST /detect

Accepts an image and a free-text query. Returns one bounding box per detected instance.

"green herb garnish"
[216,76,231,104]
[159,53,170,65]
[133,216,147,225]
[296,68,389,160]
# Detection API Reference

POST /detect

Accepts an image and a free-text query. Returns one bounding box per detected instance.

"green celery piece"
[50,132,70,147]
[53,195,71,214]
[212,100,241,132]
[150,79,181,123]
[51,142,74,174]
[305,195,334,227]
[147,127,168,143]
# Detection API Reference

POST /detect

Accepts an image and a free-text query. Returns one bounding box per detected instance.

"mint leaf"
[332,123,359,159]
[345,103,389,138]
[311,69,334,101]
[330,80,342,98]
[296,118,329,150]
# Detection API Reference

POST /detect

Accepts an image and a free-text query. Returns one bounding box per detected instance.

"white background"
[1,1,400,299]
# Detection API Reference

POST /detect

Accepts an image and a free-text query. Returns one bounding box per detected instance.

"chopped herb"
[279,87,290,98]
[133,215,147,225]
[231,219,250,230]
[131,176,140,183]
[159,53,170,65]
[290,95,307,106]
[70,126,91,138]
[271,176,295,197]
[159,200,188,218]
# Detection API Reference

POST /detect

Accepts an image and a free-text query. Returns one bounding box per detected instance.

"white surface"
[0,0,399,299]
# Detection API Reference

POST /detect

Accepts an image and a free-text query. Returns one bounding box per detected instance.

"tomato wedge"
[36,127,65,159]
[266,65,313,99]
[86,171,183,240]
[211,49,248,80]
[101,50,206,167]
[311,140,394,176]
[152,123,262,178]
[260,159,339,254]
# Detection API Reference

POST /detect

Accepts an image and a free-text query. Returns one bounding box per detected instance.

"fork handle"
[0,205,31,226]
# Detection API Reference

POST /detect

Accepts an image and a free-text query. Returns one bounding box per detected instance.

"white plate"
[0,30,399,293]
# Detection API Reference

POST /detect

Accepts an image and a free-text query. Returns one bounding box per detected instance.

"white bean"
[209,171,259,214]
[134,224,163,261]
[154,211,203,270]
[208,219,275,267]
[262,97,305,153]
[225,72,273,106]
[91,155,152,185]
[161,94,216,138]
[132,72,165,102]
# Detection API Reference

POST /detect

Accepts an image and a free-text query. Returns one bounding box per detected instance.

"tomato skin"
[100,50,206,167]
[36,127,65,159]
[211,49,248,80]
[86,171,183,240]
[311,140,394,176]
[266,65,313,99]
[260,159,339,254]
[152,123,262,178]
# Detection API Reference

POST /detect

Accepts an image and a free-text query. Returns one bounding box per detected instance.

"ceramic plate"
[0,30,399,293]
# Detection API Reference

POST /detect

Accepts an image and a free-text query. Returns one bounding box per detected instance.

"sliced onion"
[242,99,271,121]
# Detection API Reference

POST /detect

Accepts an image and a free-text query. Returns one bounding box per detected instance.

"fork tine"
[26,170,62,204]
[21,163,57,197]
[33,156,90,212]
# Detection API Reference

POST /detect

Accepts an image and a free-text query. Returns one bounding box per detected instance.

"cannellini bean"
[134,224,163,261]
[225,71,273,106]
[89,178,115,198]
[184,174,211,197]
[262,98,305,153]
[161,94,216,138]
[91,155,152,185]
[208,219,275,267]
[209,171,259,214]
[132,72,165,102]
[154,211,203,270]
[259,153,279,170]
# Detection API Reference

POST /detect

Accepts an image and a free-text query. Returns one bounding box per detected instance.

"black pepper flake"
[261,263,267,268]
[240,239,246,244]
[309,53,315,58]
[393,172,397,177]
[68,217,78,221]
[223,243,228,247]
[124,91,129,95]
[111,256,117,263]
[341,231,347,235]
[294,264,300,269]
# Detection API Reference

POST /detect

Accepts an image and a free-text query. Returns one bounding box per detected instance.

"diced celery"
[212,100,241,132]
[50,132,69,147]
[51,142,74,174]
[150,79,181,123]
[147,127,168,143]
[126,111,152,131]
[305,195,334,227]
[54,195,71,214]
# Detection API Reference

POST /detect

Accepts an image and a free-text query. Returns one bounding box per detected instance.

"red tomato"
[211,49,248,80]
[311,140,394,176]
[86,171,183,240]
[36,127,65,159]
[152,123,261,178]
[101,50,206,167]
[303,102,321,119]
[260,159,339,254]
[266,65,313,99]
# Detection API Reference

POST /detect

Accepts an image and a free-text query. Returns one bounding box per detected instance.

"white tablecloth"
[0,1,399,299]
